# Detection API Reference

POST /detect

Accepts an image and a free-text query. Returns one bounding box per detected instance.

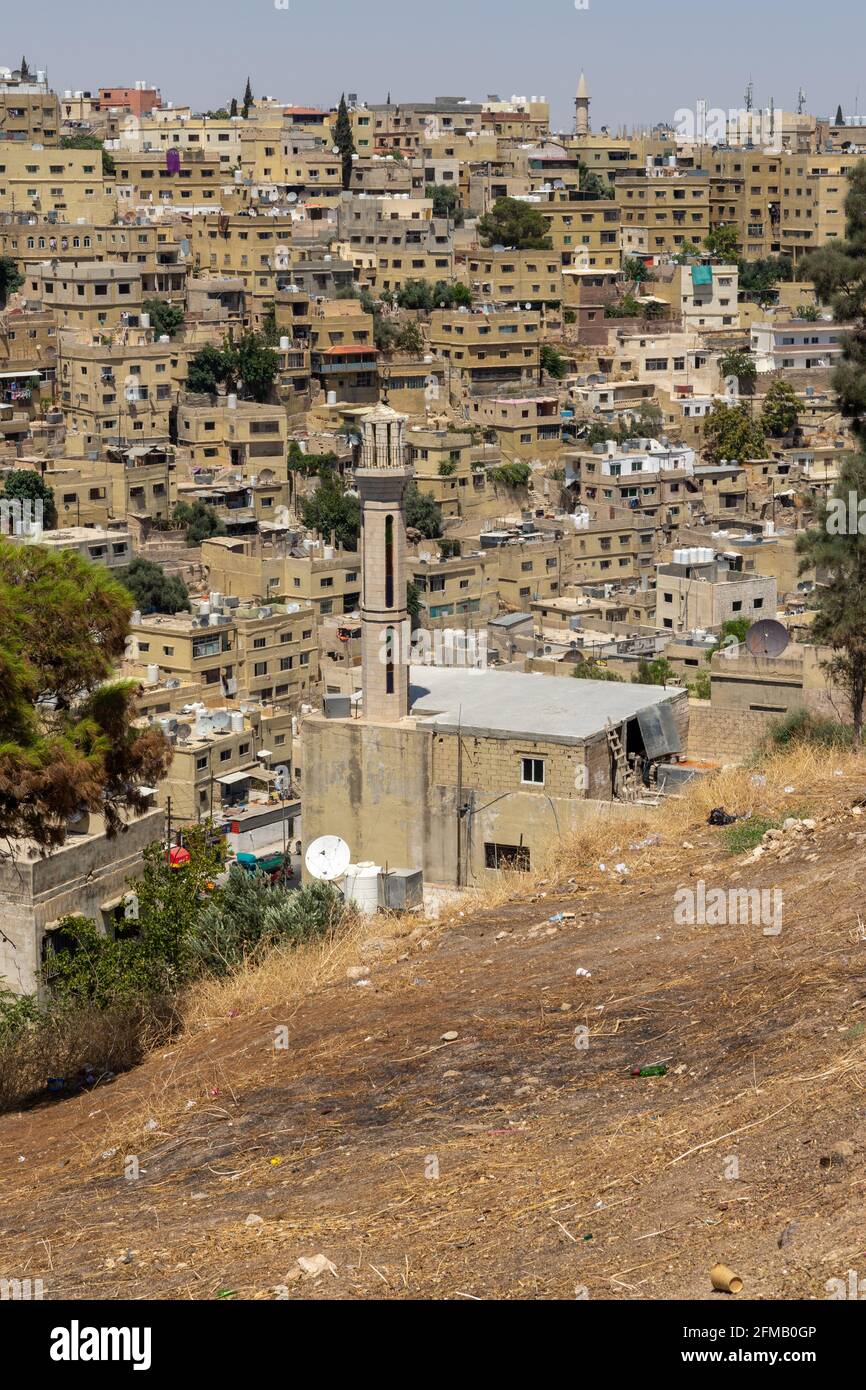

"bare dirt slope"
[2,773,866,1301]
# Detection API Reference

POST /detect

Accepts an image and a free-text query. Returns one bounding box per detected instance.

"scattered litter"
[100,1147,118,1161]
[821,1141,854,1169]
[575,968,592,979]
[784,786,796,794]
[835,769,844,777]
[614,863,629,876]
[631,1064,667,1078]
[710,1263,743,1295]
[708,808,739,827]
[598,863,606,873]
[441,1031,459,1042]
[630,834,662,850]
[287,1254,338,1281]
[750,775,767,787]
[244,1213,264,1227]
[145,1119,158,1131]
[346,965,369,981]
[711,1267,745,1295]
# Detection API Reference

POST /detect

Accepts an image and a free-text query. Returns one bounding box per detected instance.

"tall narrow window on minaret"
[385,513,394,608]
[385,626,395,695]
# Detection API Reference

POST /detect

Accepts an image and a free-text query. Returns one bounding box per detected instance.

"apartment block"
[309,299,378,401]
[0,144,112,221]
[231,602,320,704]
[202,535,361,619]
[190,211,297,327]
[113,151,228,208]
[616,172,710,254]
[0,70,59,144]
[177,399,288,476]
[59,337,177,449]
[469,394,562,460]
[29,261,143,333]
[655,553,777,633]
[540,193,622,270]
[411,548,499,626]
[429,307,540,387]
[465,248,563,305]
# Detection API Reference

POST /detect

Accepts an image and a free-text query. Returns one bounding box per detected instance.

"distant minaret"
[575,71,590,137]
[356,399,414,723]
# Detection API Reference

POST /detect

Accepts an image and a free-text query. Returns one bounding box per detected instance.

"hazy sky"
[4,0,863,133]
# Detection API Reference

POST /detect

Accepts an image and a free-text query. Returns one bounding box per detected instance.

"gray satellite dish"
[305,835,351,882]
[175,723,193,741]
[286,191,298,203]
[745,619,790,658]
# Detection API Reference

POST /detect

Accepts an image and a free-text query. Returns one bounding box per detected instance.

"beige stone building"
[177,398,287,476]
[29,261,143,333]
[617,172,710,255]
[0,807,164,998]
[655,552,777,634]
[429,307,540,388]
[232,601,319,705]
[0,143,113,221]
[58,336,178,449]
[202,535,361,618]
[411,548,499,628]
[0,69,59,144]
[469,393,562,461]
[464,248,563,305]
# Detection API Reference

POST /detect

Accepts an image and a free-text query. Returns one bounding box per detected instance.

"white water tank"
[327,390,337,405]
[279,335,290,350]
[344,863,382,916]
[227,393,238,410]
[140,311,150,329]
[147,664,160,685]
[231,711,244,734]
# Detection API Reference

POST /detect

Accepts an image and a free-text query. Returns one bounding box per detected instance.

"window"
[485,842,530,872]
[521,757,545,786]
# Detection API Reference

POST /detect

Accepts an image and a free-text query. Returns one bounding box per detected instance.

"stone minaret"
[575,72,590,137]
[356,400,414,722]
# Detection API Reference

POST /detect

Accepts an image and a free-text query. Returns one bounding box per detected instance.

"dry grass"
[454,744,865,918]
[179,904,416,1036]
[0,998,178,1113]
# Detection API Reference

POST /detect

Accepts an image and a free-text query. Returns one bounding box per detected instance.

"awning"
[691,265,713,287]
[0,369,41,379]
[217,767,275,786]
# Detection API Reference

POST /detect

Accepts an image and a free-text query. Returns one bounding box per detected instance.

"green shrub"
[765,709,853,750]
[191,873,345,975]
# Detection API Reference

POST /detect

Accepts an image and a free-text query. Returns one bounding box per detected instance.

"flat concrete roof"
[408,666,680,744]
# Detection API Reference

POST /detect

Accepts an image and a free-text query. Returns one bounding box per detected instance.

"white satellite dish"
[305,835,351,882]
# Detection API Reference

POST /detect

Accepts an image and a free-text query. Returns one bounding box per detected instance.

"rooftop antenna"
[744,79,754,113]
[797,87,807,115]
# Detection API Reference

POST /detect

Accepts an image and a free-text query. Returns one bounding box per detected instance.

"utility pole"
[455,710,464,888]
